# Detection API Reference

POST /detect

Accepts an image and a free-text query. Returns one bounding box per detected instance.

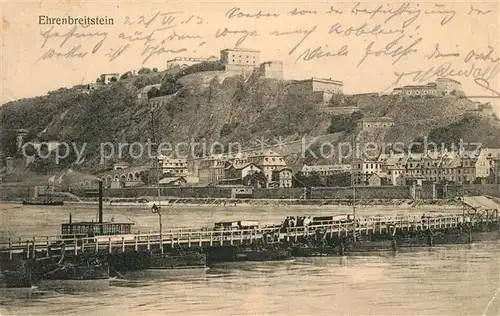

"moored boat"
[291,244,339,257]
[107,250,207,277]
[234,248,292,262]
[22,199,64,206]
[108,198,156,207]
[0,254,109,288]
[62,181,207,275]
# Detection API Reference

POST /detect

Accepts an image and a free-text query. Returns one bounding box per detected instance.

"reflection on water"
[0,205,498,315]
[1,243,499,316]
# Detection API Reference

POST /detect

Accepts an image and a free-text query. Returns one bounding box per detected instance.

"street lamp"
[150,109,163,254]
[151,203,163,252]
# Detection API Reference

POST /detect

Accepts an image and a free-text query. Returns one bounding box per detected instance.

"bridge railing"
[0,214,496,256]
[1,213,493,253]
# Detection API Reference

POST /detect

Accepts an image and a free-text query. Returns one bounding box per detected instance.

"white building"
[300,164,352,176]
[157,155,188,176]
[392,78,464,96]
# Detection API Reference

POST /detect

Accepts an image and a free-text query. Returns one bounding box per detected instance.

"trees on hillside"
[120,72,133,80]
[138,68,152,75]
[328,111,363,134]
[159,73,182,96]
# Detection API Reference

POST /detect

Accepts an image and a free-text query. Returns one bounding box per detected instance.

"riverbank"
[154,197,466,208]
[1,197,467,209]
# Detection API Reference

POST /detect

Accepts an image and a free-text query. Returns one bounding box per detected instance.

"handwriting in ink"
[328,22,404,37]
[464,47,500,64]
[40,26,107,54]
[287,8,317,16]
[141,45,187,64]
[118,30,156,46]
[162,31,204,43]
[325,6,343,14]
[358,34,422,67]
[287,25,317,56]
[159,14,203,31]
[105,44,130,62]
[468,6,492,15]
[350,2,421,28]
[424,4,456,26]
[124,11,162,28]
[225,7,280,19]
[34,44,88,64]
[156,15,177,31]
[294,45,348,63]
[390,62,499,88]
[215,28,258,47]
[179,15,204,25]
[270,29,312,37]
[474,78,500,98]
[426,43,460,59]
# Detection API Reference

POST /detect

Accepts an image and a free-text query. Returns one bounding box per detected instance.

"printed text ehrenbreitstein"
[38,15,114,26]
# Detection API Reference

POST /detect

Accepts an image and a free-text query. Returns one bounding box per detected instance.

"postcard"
[0,1,499,315]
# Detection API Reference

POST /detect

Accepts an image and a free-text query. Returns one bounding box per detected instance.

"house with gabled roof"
[224,162,262,184]
[271,167,293,188]
[378,152,408,185]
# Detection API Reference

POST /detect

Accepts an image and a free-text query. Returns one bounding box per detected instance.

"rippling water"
[0,204,498,315]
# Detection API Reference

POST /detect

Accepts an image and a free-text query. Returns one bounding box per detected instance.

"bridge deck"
[0,214,497,259]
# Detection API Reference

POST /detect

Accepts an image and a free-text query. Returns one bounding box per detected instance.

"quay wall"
[0,185,33,200]
[252,188,305,199]
[446,184,500,198]
[1,183,498,201]
[104,187,233,198]
[102,186,410,200]
[310,186,411,199]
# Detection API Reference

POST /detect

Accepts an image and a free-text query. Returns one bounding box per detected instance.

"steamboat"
[61,181,207,277]
[1,181,207,288]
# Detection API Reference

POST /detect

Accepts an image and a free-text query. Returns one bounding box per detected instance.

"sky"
[1,0,499,117]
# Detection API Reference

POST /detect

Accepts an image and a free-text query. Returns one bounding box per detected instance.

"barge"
[22,199,64,206]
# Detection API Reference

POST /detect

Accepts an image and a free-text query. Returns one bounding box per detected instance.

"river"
[0,204,498,315]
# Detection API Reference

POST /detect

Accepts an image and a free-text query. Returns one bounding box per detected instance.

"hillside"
[1,68,499,175]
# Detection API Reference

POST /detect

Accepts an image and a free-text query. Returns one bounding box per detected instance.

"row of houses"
[161,149,294,188]
[300,148,500,186]
[96,149,293,188]
[377,148,500,185]
[80,145,500,190]
[191,150,292,188]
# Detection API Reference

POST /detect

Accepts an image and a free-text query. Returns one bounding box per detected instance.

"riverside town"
[1,13,500,315]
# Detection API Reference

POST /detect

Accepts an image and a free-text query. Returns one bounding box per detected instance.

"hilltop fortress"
[94,46,476,117]
[153,48,344,106]
[163,48,468,104]
[391,78,464,97]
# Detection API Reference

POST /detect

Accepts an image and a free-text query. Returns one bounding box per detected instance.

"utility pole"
[462,187,465,220]
[351,135,357,242]
[151,110,163,250]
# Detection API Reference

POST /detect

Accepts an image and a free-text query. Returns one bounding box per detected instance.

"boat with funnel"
[62,181,207,276]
